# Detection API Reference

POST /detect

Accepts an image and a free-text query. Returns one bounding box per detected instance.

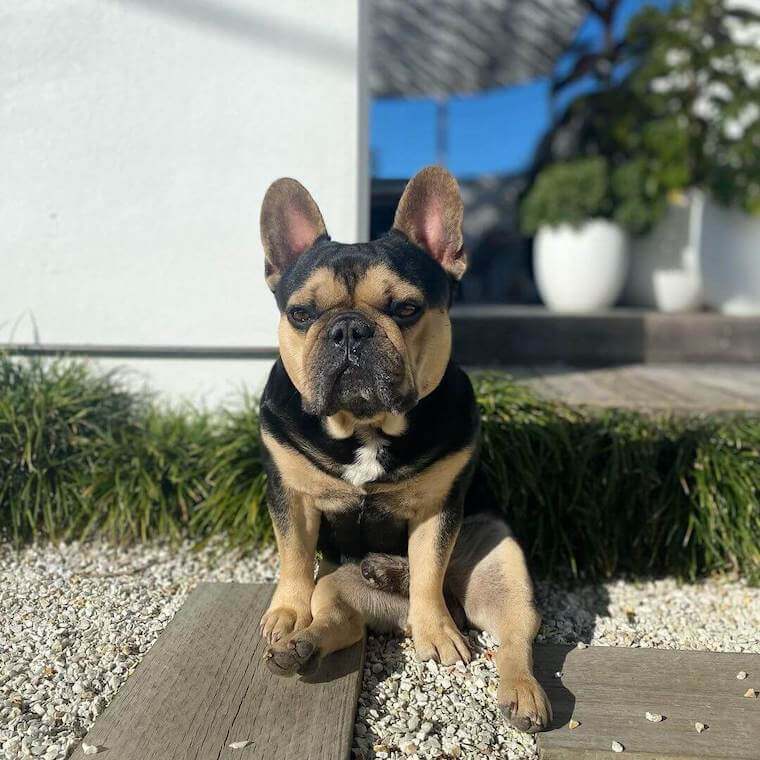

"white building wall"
[1,0,367,405]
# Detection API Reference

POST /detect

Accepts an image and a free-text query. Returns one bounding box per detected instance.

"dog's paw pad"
[265,636,321,677]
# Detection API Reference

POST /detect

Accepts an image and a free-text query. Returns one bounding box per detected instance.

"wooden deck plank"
[69,583,364,760]
[527,366,627,408]
[632,365,758,412]
[536,645,760,759]
[575,366,687,409]
[676,365,760,407]
[508,364,760,413]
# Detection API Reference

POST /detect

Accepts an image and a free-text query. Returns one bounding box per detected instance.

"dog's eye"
[288,306,313,326]
[391,301,421,321]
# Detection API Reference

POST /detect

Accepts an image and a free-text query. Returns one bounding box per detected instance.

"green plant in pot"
[520,156,631,312]
[625,0,760,314]
[608,111,703,312]
[523,0,759,313]
[519,0,659,313]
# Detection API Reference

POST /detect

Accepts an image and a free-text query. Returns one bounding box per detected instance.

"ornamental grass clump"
[0,357,135,541]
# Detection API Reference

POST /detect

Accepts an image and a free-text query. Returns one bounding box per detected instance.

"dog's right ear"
[260,178,328,291]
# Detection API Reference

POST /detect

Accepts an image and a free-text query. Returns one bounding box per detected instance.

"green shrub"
[1,355,758,583]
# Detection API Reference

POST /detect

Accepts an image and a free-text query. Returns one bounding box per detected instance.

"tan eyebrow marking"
[286,267,350,311]
[354,264,424,309]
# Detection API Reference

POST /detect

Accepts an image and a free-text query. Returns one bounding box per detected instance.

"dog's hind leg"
[446,514,551,733]
[357,516,551,733]
[360,553,467,631]
[265,562,408,677]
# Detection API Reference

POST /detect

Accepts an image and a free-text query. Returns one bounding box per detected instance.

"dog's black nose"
[328,313,374,355]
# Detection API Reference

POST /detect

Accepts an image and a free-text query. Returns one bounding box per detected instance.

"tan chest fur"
[261,429,473,520]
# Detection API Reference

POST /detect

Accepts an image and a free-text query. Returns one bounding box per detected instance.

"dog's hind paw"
[360,553,410,594]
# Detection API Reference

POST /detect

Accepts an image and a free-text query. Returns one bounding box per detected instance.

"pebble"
[695,722,708,733]
[2,542,759,760]
[645,712,664,722]
[736,671,748,680]
[228,740,252,749]
[81,744,100,755]
[611,740,625,752]
[743,688,758,699]
[568,719,580,730]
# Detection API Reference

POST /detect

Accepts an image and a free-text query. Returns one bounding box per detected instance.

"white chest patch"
[342,428,387,486]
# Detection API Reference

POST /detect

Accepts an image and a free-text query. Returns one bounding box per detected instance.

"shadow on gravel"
[534,645,577,729]
[534,581,611,730]
[302,639,366,685]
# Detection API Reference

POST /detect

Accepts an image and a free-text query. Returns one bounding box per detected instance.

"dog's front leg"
[407,499,471,665]
[260,482,320,644]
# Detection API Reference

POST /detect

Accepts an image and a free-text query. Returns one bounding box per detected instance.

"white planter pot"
[624,192,703,312]
[701,197,760,316]
[534,220,629,312]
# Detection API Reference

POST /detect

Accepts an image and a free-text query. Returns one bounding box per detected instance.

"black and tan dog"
[258,166,551,733]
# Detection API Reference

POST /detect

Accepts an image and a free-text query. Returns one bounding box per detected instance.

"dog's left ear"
[260,178,328,290]
[393,165,466,280]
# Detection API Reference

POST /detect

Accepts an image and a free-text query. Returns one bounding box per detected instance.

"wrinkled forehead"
[275,236,450,312]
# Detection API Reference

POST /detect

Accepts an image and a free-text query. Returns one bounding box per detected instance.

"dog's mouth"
[305,358,416,419]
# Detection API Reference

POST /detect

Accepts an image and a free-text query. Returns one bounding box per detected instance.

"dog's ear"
[260,178,328,290]
[393,166,466,280]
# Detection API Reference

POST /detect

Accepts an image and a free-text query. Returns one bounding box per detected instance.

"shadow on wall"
[115,0,356,67]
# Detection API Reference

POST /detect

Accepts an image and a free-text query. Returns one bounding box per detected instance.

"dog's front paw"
[409,610,471,665]
[264,633,321,677]
[259,603,311,644]
[499,672,552,734]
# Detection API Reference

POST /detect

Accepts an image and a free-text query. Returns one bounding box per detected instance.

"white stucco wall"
[1,0,368,405]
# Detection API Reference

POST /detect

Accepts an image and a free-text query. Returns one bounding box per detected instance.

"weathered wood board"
[69,583,364,760]
[513,364,760,413]
[535,644,760,759]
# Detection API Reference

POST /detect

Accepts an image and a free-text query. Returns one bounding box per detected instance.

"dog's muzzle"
[305,312,416,418]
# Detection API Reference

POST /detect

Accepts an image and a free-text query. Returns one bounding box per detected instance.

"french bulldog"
[258,166,551,732]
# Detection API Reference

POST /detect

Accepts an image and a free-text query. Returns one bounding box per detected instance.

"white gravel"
[1,541,758,760]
